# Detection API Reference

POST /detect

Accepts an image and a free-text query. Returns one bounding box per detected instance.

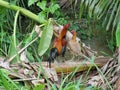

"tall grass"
[0,69,20,90]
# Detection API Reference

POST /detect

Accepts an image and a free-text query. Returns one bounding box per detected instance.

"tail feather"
[48,48,58,68]
[61,45,66,57]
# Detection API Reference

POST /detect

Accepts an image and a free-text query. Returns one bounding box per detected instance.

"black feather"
[48,48,58,68]
[61,45,66,57]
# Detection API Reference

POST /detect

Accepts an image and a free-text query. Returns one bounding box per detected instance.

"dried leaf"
[95,56,109,65]
[88,75,103,86]
[109,76,118,84]
[49,68,58,82]
[20,50,29,63]
[24,69,29,75]
[0,59,9,69]
[44,68,52,79]
[32,79,45,86]
[34,25,42,37]
[114,77,120,90]
[0,57,5,61]
[82,45,97,57]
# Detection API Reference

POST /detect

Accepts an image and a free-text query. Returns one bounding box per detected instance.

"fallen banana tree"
[42,56,109,74]
[0,56,109,82]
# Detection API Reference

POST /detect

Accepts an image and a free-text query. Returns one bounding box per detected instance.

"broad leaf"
[38,11,46,23]
[116,22,120,46]
[28,0,38,6]
[49,4,60,14]
[37,1,46,11]
[38,19,53,56]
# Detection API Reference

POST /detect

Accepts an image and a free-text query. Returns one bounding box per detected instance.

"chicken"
[61,36,67,57]
[68,30,81,59]
[48,23,70,68]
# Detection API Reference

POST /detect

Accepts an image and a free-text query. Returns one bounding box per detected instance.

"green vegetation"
[0,0,120,89]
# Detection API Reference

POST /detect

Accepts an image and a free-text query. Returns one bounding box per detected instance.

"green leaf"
[0,70,10,90]
[33,84,45,90]
[22,28,36,46]
[38,19,53,56]
[79,2,84,19]
[90,0,99,12]
[116,22,120,46]
[0,69,20,90]
[9,0,17,5]
[113,4,120,29]
[37,1,46,11]
[0,6,7,26]
[49,4,60,14]
[38,11,46,23]
[102,0,115,28]
[28,0,38,6]
[26,51,35,62]
[106,0,119,30]
[98,0,112,19]
[8,36,19,63]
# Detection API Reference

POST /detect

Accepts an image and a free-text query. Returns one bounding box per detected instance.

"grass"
[0,69,21,90]
[1,44,111,90]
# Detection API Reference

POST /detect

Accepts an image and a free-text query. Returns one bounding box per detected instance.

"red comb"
[64,23,70,29]
[71,30,75,34]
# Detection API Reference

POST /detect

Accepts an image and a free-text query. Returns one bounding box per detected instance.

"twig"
[13,78,38,82]
[8,37,39,62]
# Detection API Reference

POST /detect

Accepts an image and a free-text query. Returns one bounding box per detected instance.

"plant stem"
[13,10,19,47]
[13,10,20,62]
[0,0,41,23]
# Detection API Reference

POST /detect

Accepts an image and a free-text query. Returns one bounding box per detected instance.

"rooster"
[48,23,70,68]
[68,30,81,59]
[61,36,67,57]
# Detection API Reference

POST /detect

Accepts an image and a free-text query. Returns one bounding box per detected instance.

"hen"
[68,30,81,59]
